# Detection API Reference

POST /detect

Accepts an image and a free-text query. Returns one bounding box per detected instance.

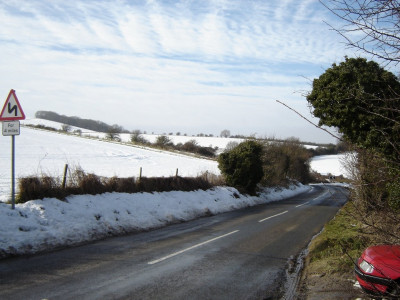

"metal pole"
[11,135,15,209]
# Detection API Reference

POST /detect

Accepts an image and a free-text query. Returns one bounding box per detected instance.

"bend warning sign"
[0,89,25,121]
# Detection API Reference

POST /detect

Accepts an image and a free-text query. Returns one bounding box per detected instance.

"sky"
[0,0,354,143]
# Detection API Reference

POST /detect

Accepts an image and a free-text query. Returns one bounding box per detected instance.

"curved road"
[0,184,348,299]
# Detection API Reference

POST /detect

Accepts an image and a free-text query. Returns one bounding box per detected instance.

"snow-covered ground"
[309,154,349,177]
[0,119,347,258]
[21,118,245,150]
[0,184,310,258]
[0,125,220,203]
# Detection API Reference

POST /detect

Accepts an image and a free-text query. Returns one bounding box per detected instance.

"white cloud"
[0,0,352,143]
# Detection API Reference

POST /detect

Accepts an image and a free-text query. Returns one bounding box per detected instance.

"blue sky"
[0,0,353,143]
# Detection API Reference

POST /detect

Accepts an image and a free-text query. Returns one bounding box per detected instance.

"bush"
[262,139,312,186]
[180,140,198,152]
[130,130,149,145]
[16,168,220,202]
[155,135,173,149]
[17,176,66,203]
[175,140,216,158]
[217,140,264,195]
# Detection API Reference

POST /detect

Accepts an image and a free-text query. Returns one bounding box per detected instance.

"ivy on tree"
[306,57,400,162]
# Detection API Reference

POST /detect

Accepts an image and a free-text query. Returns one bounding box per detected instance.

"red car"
[355,245,400,297]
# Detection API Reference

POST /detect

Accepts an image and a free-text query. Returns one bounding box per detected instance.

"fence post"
[175,168,178,178]
[139,167,142,180]
[62,164,69,189]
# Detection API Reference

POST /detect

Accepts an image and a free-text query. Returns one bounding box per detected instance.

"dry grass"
[17,168,224,203]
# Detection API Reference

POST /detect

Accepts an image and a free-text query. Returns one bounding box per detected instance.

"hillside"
[34,111,129,133]
[0,121,220,203]
[0,118,346,203]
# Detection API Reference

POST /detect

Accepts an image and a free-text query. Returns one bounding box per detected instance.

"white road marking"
[148,230,240,265]
[258,210,288,223]
[312,190,330,201]
[295,201,310,208]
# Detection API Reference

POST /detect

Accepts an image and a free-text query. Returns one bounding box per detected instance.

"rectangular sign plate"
[2,121,20,136]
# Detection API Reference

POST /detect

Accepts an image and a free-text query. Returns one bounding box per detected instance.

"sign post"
[0,89,25,209]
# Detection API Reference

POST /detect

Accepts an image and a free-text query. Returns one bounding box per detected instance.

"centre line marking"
[148,230,239,265]
[258,210,288,223]
[296,201,310,208]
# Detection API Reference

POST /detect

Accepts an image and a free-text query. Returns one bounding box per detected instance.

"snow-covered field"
[309,154,349,177]
[0,119,347,258]
[21,118,245,151]
[0,124,221,203]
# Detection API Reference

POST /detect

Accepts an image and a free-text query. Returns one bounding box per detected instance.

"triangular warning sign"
[0,89,25,121]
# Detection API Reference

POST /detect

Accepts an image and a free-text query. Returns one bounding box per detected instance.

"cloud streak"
[0,0,349,142]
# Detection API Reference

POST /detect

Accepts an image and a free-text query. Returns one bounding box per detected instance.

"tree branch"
[276,100,343,141]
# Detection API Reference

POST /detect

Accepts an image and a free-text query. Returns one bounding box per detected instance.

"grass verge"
[298,200,371,298]
[306,200,370,274]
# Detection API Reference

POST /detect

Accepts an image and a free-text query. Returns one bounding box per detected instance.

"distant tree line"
[131,132,217,158]
[35,111,129,133]
[308,140,350,156]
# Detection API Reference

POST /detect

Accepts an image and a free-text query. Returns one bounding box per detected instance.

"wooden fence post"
[62,164,68,189]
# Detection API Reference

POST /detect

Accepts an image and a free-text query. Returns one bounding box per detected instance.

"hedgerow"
[16,168,223,203]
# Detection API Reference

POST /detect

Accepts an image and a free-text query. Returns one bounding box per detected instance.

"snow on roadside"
[0,184,310,258]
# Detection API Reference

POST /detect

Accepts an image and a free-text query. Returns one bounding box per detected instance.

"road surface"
[0,184,348,299]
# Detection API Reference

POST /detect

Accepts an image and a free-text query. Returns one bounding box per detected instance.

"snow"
[0,120,344,258]
[0,125,220,202]
[310,154,348,177]
[0,185,310,257]
[21,118,245,149]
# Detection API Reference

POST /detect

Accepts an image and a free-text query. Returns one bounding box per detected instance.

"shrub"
[16,168,220,202]
[196,146,216,157]
[130,130,149,145]
[181,140,198,152]
[262,139,312,186]
[155,135,173,148]
[224,141,239,152]
[17,176,66,203]
[217,140,264,194]
[77,173,106,195]
[174,140,216,157]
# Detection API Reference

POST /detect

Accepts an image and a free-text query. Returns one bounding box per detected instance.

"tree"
[224,141,239,152]
[319,0,400,241]
[130,130,148,145]
[181,140,198,152]
[217,140,264,194]
[220,129,230,138]
[106,130,121,142]
[262,138,312,186]
[321,0,400,65]
[155,135,173,148]
[306,57,400,162]
[61,124,71,132]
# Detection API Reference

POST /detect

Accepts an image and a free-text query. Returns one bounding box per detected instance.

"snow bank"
[0,184,310,258]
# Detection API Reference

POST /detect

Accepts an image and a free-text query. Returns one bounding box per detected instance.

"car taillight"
[359,259,375,274]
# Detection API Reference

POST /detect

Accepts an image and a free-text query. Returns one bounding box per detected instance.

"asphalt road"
[0,184,349,300]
